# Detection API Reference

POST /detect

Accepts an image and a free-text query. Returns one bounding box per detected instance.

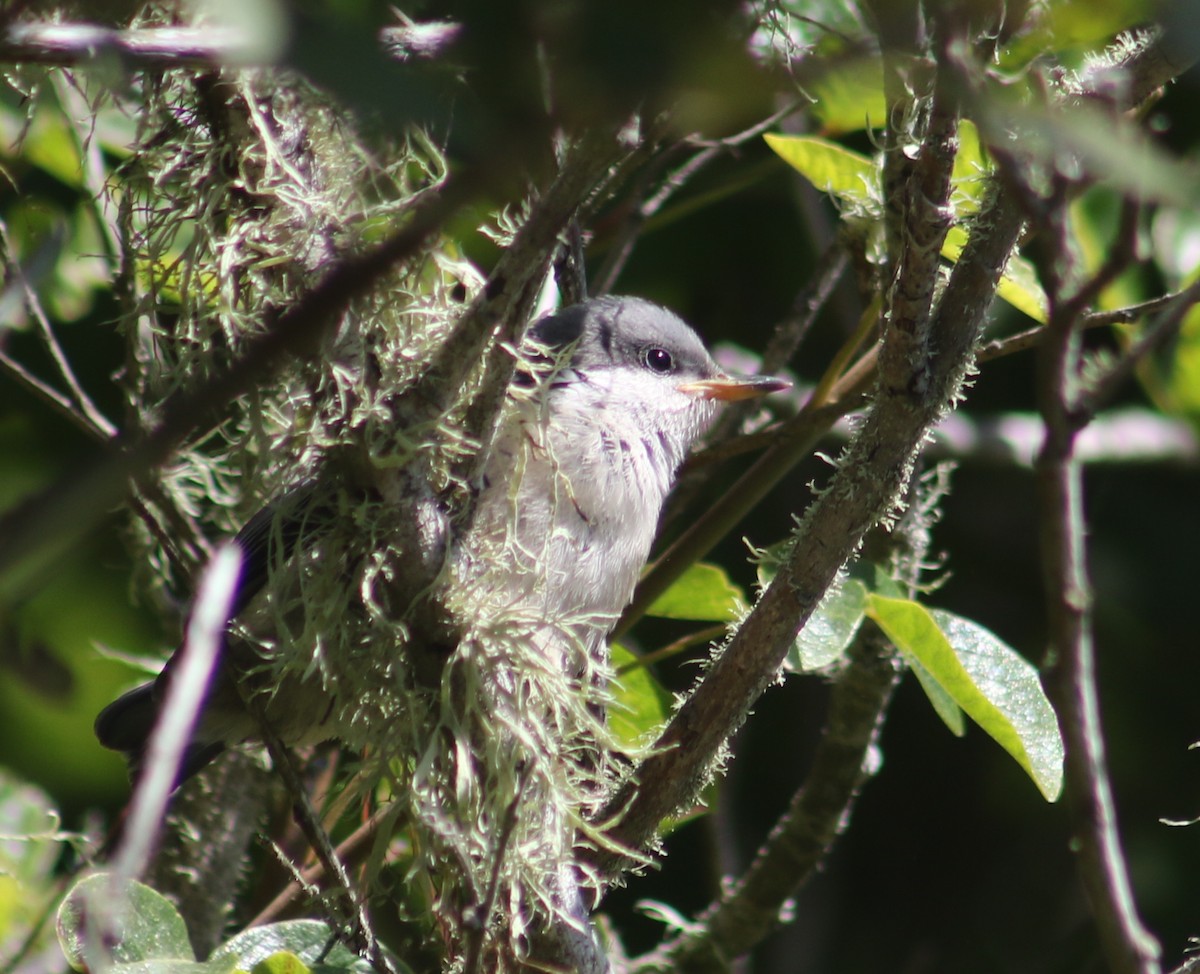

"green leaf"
[214,920,378,974]
[764,133,878,206]
[251,952,312,974]
[865,596,1063,801]
[809,57,887,135]
[908,657,967,737]
[643,562,746,622]
[950,119,990,215]
[57,874,194,971]
[610,644,672,746]
[942,226,1048,323]
[786,578,868,672]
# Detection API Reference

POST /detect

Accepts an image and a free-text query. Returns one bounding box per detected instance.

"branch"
[1034,148,1162,974]
[0,22,268,67]
[655,630,901,973]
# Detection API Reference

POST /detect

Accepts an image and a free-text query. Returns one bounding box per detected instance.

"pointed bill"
[677,373,790,402]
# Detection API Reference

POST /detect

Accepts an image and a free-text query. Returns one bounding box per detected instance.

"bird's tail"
[95,683,225,784]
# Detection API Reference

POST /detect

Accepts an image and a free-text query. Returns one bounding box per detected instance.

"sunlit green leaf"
[249,952,311,974]
[644,562,746,622]
[786,578,868,672]
[866,596,1063,801]
[764,133,878,206]
[908,656,967,736]
[610,644,672,746]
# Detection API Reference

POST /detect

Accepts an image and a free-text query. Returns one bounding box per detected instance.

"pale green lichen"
[110,8,618,969]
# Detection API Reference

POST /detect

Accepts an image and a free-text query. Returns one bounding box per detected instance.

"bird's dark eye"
[643,347,674,373]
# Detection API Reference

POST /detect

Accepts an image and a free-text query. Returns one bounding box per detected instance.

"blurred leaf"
[109,962,236,974]
[1151,205,1200,283]
[0,770,69,967]
[644,562,746,622]
[950,119,989,214]
[981,95,1198,207]
[786,578,867,672]
[0,770,63,883]
[943,226,1048,323]
[810,56,887,134]
[764,133,878,206]
[866,596,1063,801]
[1147,296,1200,425]
[610,644,672,747]
[1069,190,1144,310]
[0,97,84,190]
[215,920,380,974]
[57,874,193,971]
[1001,0,1157,67]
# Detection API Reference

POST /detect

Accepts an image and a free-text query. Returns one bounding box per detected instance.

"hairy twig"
[655,630,901,973]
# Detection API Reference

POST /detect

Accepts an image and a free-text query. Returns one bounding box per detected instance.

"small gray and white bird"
[95,295,787,776]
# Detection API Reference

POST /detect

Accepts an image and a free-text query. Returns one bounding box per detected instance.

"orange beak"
[677,373,791,402]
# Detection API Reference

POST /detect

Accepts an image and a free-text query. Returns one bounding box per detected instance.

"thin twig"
[1035,190,1162,974]
[593,104,802,294]
[253,718,392,973]
[248,802,401,928]
[0,219,116,438]
[1080,279,1200,417]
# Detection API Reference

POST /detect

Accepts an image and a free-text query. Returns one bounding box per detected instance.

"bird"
[94,295,788,781]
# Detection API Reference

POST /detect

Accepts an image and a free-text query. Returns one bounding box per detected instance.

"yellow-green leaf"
[764,133,878,206]
[866,595,1063,801]
[644,562,746,622]
[809,56,887,135]
[787,578,867,672]
[610,644,672,746]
